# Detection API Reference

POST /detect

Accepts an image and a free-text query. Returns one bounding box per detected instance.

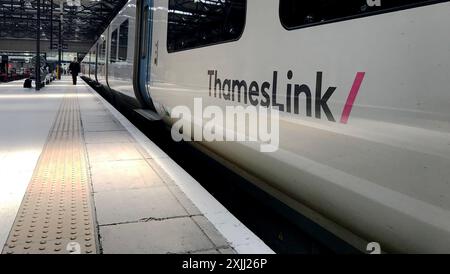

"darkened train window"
[110,29,118,62]
[118,20,129,61]
[99,41,106,62]
[280,0,442,29]
[91,50,96,66]
[167,0,246,53]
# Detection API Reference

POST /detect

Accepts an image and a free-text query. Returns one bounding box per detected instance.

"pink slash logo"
[340,72,366,124]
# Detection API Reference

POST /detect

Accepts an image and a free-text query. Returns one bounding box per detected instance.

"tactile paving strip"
[2,92,98,254]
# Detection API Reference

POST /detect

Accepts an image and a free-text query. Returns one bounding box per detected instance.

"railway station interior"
[0,0,450,261]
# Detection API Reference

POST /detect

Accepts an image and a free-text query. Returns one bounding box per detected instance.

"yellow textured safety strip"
[2,91,98,254]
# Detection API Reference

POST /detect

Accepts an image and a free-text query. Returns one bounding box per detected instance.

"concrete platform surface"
[0,77,273,254]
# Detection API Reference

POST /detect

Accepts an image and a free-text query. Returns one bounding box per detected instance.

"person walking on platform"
[68,58,80,85]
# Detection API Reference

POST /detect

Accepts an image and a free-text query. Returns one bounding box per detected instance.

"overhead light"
[24,0,32,8]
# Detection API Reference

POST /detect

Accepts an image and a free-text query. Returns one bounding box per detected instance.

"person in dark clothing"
[68,58,81,85]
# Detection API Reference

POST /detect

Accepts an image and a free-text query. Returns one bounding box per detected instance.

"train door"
[87,52,91,77]
[94,44,98,82]
[95,43,99,83]
[133,0,156,111]
[91,47,97,80]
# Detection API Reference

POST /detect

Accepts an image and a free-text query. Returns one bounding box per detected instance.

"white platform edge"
[85,83,274,254]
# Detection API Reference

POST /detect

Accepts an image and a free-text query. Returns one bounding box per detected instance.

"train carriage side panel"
[146,0,450,253]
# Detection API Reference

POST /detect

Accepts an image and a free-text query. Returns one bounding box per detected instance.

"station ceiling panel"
[0,0,128,43]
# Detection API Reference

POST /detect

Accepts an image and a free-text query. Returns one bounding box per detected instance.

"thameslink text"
[207,70,366,124]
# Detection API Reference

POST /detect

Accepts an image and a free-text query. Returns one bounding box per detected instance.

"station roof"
[0,0,128,44]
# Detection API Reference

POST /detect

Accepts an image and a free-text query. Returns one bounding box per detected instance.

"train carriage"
[81,0,450,253]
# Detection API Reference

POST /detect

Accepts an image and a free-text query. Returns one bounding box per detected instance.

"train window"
[110,29,118,63]
[167,0,246,53]
[91,49,96,67]
[280,0,443,29]
[99,41,106,62]
[118,20,129,61]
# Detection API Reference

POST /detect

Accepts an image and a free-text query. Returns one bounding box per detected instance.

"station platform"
[0,77,273,254]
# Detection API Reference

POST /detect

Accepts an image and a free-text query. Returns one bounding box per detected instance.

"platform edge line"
[82,82,274,254]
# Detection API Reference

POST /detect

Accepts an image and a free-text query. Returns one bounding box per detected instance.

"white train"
[82,0,450,253]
